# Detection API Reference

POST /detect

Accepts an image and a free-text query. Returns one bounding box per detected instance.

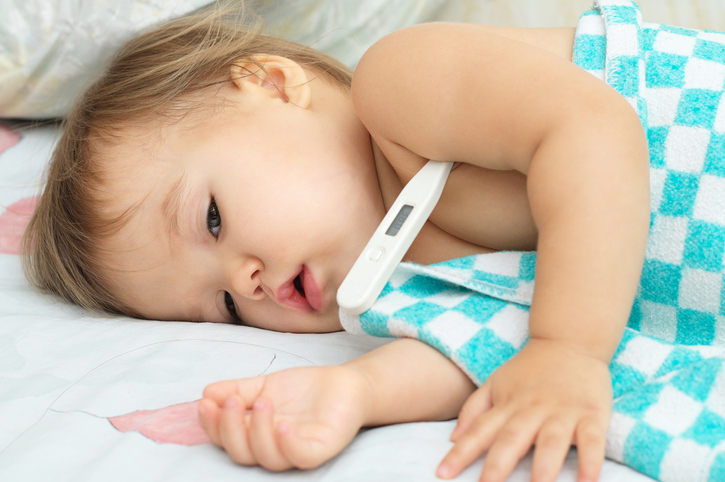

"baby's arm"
[199,338,475,471]
[352,23,650,482]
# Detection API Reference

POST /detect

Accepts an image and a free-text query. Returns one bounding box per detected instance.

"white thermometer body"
[337,160,454,315]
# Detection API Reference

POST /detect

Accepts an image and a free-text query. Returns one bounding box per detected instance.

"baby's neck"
[370,139,402,213]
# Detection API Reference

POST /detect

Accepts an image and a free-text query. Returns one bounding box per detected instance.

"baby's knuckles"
[455,386,491,434]
[202,378,255,405]
[574,417,608,446]
[534,420,574,448]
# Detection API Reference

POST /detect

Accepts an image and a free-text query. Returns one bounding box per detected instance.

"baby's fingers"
[531,418,576,482]
[199,398,222,446]
[438,408,506,479]
[276,422,339,470]
[451,381,493,441]
[575,417,607,482]
[218,395,256,466]
[248,397,293,471]
[203,377,264,406]
[477,415,542,482]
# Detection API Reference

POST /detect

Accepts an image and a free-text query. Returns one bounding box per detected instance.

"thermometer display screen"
[385,204,414,236]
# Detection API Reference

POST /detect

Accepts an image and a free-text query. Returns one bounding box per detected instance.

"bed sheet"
[0,123,656,481]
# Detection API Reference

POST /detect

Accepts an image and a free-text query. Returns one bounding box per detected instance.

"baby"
[24,1,688,481]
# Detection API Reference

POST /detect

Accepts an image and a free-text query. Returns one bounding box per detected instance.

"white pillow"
[0,0,214,119]
[0,0,446,119]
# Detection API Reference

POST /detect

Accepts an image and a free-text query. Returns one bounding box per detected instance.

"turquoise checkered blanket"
[340,2,725,481]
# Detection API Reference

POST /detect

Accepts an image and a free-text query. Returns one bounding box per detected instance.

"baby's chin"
[241,308,344,334]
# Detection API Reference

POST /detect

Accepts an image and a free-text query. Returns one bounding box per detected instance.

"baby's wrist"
[525,336,614,365]
[339,362,377,427]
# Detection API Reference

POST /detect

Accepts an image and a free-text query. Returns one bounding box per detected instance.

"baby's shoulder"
[351,23,575,138]
[353,23,575,86]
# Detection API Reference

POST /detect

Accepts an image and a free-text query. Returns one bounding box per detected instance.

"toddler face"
[101,78,384,332]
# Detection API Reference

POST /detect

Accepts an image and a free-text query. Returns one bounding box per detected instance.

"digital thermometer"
[337,160,454,315]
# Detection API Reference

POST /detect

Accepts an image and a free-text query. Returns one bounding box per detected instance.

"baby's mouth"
[276,266,323,313]
[277,267,316,312]
[293,273,306,299]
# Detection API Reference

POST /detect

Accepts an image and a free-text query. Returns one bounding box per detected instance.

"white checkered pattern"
[654,31,697,57]
[387,317,420,339]
[606,411,638,461]
[684,58,725,90]
[639,300,678,342]
[424,311,483,352]
[679,268,722,313]
[659,438,713,482]
[645,88,682,126]
[643,385,703,435]
[706,367,725,419]
[715,96,725,132]
[617,335,674,376]
[472,251,522,277]
[664,127,710,173]
[649,167,668,211]
[370,290,418,316]
[485,305,529,349]
[645,215,688,264]
[693,175,725,225]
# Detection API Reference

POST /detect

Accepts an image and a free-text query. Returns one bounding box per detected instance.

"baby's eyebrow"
[161,172,189,241]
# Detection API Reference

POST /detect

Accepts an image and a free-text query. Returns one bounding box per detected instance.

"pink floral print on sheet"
[0,123,20,153]
[0,123,29,255]
[0,197,38,255]
[109,400,212,446]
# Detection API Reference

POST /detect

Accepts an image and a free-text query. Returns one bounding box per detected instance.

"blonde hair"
[22,1,353,316]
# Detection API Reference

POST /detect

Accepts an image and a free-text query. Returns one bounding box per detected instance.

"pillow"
[0,0,214,119]
[0,0,446,119]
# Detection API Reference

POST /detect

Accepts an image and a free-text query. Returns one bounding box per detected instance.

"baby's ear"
[230,55,311,108]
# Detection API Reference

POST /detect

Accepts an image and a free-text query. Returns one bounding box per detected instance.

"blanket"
[340,2,725,481]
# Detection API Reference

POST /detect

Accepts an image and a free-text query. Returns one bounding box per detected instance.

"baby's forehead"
[93,134,183,241]
[94,121,190,188]
[96,144,163,202]
[95,167,185,305]
[91,102,233,243]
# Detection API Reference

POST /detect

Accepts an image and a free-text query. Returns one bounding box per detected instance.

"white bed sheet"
[0,123,656,481]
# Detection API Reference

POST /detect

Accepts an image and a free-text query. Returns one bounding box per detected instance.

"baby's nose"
[227,256,266,301]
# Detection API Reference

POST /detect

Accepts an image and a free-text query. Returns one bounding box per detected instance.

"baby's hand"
[438,339,612,482]
[198,365,371,471]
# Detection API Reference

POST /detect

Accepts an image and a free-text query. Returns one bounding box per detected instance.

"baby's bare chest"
[375,143,538,265]
[428,164,538,253]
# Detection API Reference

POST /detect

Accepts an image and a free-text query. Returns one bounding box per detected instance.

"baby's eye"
[207,198,221,238]
[224,291,241,323]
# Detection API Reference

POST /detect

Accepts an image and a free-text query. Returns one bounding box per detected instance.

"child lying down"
[22,1,725,481]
